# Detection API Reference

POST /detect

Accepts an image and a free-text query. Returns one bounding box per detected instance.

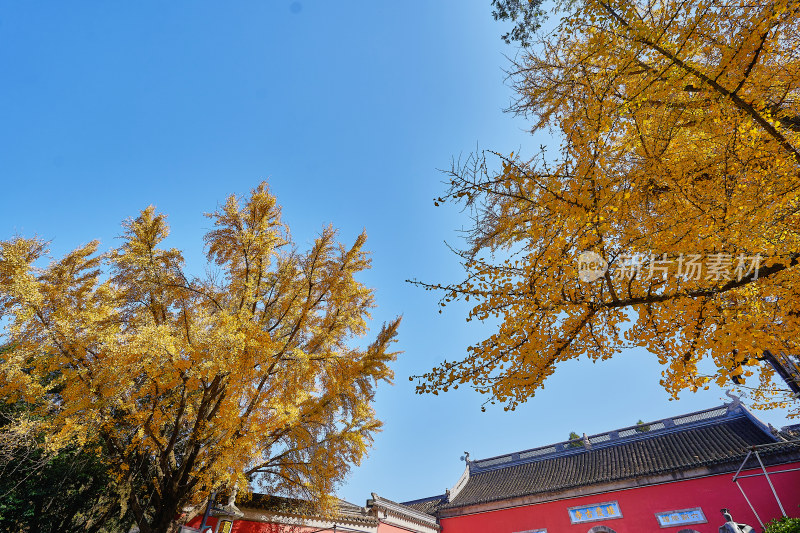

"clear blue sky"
[0,1,792,506]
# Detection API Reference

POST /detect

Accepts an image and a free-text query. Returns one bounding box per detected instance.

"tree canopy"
[415,0,800,412]
[491,0,548,46]
[0,183,400,533]
[765,516,800,533]
[0,396,132,533]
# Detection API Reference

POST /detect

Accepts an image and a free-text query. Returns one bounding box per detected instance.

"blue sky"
[0,1,793,506]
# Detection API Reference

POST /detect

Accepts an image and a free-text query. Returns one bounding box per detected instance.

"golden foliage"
[0,183,400,533]
[415,0,800,412]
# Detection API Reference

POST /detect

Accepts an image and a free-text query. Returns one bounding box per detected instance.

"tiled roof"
[781,423,800,439]
[402,494,448,515]
[368,493,441,531]
[240,494,375,524]
[411,403,800,513]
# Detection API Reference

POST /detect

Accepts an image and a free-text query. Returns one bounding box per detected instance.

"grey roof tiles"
[403,403,800,515]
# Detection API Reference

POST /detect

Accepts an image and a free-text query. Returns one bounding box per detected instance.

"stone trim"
[239,508,379,530]
[368,493,441,532]
[449,465,470,502]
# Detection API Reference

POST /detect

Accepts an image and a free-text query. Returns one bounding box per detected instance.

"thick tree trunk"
[128,486,185,533]
[31,495,42,533]
[129,461,199,533]
[150,494,183,533]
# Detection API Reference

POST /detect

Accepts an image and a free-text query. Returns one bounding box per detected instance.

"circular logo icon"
[578,251,607,282]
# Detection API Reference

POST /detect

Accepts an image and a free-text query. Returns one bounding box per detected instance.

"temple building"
[185,398,800,533]
[184,493,440,533]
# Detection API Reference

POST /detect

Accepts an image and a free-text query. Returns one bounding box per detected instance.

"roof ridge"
[401,494,447,505]
[469,403,743,474]
[368,493,440,524]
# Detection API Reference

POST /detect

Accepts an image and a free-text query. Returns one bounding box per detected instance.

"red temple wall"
[378,522,424,533]
[439,462,800,533]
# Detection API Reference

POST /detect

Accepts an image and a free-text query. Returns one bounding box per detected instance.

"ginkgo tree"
[0,183,400,533]
[414,0,800,412]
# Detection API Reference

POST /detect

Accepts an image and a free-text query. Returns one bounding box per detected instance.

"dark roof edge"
[740,402,783,441]
[467,401,760,474]
[401,494,447,506]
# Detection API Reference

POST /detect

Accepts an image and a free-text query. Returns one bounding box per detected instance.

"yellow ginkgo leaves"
[0,182,400,533]
[415,0,800,414]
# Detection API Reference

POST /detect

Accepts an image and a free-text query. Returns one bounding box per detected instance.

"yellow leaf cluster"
[0,182,400,533]
[415,0,800,413]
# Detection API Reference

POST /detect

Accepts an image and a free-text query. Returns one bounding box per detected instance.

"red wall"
[439,463,800,533]
[378,522,423,533]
